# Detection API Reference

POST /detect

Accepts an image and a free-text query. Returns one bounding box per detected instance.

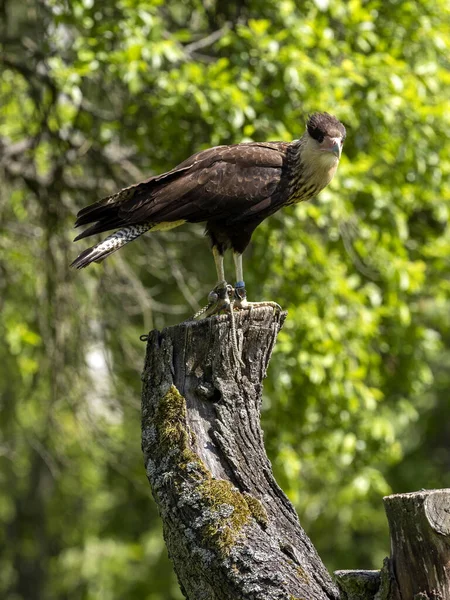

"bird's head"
[304,112,346,164]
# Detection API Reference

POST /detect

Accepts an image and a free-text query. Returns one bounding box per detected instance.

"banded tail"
[71,223,152,269]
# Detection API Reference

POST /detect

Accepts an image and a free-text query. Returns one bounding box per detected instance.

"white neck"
[295,134,339,191]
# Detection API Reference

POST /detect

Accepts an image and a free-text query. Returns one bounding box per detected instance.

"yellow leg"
[233,253,244,285]
[232,252,281,313]
[213,246,226,285]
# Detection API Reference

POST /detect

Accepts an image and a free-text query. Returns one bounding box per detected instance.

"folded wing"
[74,142,290,240]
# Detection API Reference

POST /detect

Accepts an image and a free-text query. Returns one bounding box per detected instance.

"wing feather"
[118,143,288,221]
[74,142,290,239]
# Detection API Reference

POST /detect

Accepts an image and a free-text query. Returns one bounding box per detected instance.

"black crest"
[307,112,346,142]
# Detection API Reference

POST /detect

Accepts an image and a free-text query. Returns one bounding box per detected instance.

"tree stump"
[333,570,381,600]
[384,490,450,600]
[141,307,339,600]
[335,490,450,600]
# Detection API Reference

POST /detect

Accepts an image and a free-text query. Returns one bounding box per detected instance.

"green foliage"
[1,0,449,597]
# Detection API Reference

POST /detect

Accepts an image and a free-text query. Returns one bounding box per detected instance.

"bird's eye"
[307,124,325,143]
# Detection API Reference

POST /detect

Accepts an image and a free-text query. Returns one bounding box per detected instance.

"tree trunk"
[384,490,450,599]
[141,307,339,600]
[141,308,450,600]
[334,490,450,600]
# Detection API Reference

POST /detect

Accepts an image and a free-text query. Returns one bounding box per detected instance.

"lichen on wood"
[243,492,268,529]
[197,477,253,555]
[149,383,268,559]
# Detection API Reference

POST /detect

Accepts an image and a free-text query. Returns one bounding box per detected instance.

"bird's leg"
[213,245,226,287]
[233,252,282,313]
[193,247,232,319]
[210,247,232,310]
[233,252,248,307]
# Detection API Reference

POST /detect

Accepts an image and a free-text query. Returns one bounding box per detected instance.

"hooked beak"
[322,136,342,158]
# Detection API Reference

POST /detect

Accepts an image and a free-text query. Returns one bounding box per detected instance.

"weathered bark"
[334,570,381,600]
[384,489,450,600]
[335,490,450,600]
[141,308,450,600]
[141,307,339,600]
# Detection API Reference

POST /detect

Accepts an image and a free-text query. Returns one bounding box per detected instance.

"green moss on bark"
[243,492,268,528]
[296,566,310,583]
[198,479,252,554]
[151,385,267,558]
[154,384,188,453]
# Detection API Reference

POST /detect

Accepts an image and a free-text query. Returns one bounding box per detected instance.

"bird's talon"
[192,281,233,320]
[235,298,248,310]
[208,291,219,305]
[233,283,249,310]
[236,300,282,313]
[234,287,246,302]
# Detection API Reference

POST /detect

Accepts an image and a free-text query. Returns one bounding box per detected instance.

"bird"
[71,112,346,316]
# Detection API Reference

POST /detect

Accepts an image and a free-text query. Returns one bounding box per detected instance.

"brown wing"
[74,142,290,240]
